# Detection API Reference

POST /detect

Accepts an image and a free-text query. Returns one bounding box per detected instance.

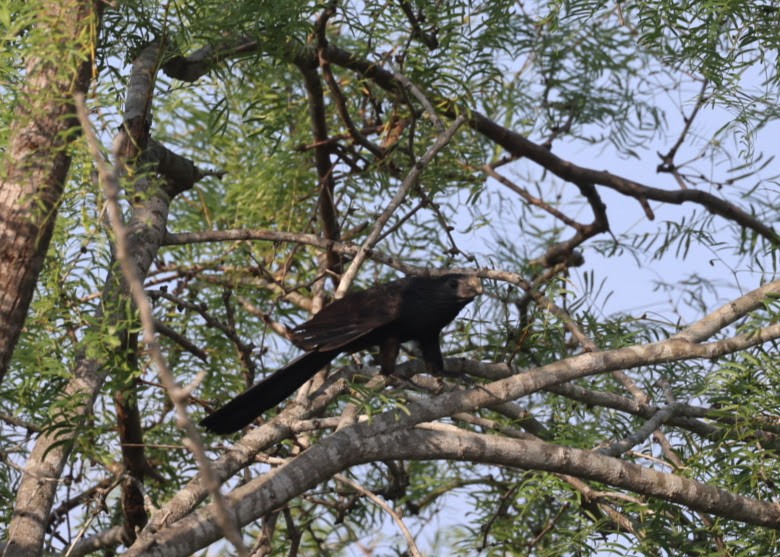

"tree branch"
[132,424,780,555]
[323,44,778,245]
[126,281,780,555]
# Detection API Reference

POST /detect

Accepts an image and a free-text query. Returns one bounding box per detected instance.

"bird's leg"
[419,335,474,384]
[378,335,425,393]
[418,335,445,374]
[417,336,448,391]
[378,335,401,375]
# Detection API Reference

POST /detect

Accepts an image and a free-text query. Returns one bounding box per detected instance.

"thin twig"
[335,114,467,297]
[597,403,683,458]
[74,95,249,557]
[164,226,522,287]
[657,79,710,189]
[390,70,444,130]
[154,320,209,362]
[334,474,423,557]
[484,164,581,228]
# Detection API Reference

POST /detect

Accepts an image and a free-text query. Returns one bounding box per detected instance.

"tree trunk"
[0,0,103,382]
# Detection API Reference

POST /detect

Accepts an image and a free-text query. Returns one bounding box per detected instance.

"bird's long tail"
[200,350,338,434]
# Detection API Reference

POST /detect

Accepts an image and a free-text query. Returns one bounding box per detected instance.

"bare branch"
[673,279,780,342]
[126,282,780,554]
[596,403,683,457]
[295,56,342,278]
[166,206,501,294]
[126,368,355,554]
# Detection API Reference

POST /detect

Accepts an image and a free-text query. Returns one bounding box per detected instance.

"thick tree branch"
[126,282,780,555]
[4,38,167,554]
[295,55,342,277]
[5,31,222,551]
[126,369,356,554]
[672,279,780,343]
[79,99,249,556]
[132,424,780,555]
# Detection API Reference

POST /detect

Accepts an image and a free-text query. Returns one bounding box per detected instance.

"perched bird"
[200,274,482,434]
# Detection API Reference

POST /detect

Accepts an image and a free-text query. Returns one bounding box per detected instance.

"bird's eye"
[448,278,458,288]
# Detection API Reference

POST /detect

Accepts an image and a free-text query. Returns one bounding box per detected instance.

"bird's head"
[441,274,483,302]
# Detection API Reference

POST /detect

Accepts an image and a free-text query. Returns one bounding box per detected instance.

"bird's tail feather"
[200,350,337,434]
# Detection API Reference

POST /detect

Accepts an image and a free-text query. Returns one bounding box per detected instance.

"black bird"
[200,274,483,434]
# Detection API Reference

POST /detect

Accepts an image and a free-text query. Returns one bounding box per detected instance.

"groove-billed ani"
[200,274,482,434]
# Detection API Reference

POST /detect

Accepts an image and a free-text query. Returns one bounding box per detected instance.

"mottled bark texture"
[0,0,103,382]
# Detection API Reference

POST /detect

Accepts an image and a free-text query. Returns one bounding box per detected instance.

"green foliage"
[628,0,780,149]
[0,0,778,555]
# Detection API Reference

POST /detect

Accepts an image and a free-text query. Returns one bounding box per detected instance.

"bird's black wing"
[200,275,482,434]
[291,280,405,352]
